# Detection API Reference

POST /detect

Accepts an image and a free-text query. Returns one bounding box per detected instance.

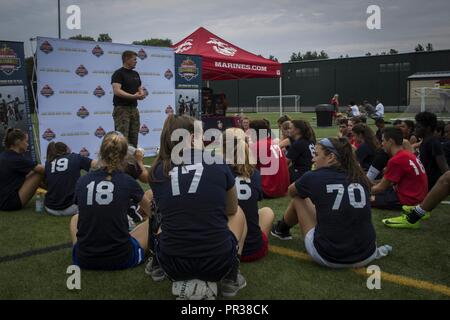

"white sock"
[415,205,427,216]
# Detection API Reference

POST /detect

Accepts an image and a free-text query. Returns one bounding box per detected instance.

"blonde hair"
[222,128,254,179]
[98,131,128,178]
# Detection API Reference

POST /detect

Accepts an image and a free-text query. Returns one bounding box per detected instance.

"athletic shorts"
[155,233,238,282]
[304,228,377,268]
[0,192,22,211]
[72,236,144,270]
[372,187,401,210]
[240,232,269,263]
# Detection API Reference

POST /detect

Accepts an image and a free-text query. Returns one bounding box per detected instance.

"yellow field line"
[269,245,450,297]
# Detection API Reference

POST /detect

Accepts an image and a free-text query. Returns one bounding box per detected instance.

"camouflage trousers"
[112,105,140,147]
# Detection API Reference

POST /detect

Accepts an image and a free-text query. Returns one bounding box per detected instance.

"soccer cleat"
[172,280,218,300]
[402,205,430,220]
[382,214,421,229]
[270,221,293,240]
[219,271,247,298]
[144,256,166,282]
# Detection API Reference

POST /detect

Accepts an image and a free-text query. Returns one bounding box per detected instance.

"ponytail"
[3,128,26,149]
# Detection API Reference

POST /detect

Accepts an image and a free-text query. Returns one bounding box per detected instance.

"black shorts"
[0,192,22,211]
[155,233,238,282]
[372,188,401,210]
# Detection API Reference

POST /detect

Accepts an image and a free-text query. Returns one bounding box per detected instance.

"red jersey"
[250,137,290,198]
[384,150,428,205]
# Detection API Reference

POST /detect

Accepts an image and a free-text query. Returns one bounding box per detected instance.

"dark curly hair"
[415,111,437,131]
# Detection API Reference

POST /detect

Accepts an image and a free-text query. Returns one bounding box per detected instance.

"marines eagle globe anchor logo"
[174,39,193,54]
[206,38,237,56]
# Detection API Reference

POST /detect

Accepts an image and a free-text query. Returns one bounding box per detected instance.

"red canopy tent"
[173,27,283,114]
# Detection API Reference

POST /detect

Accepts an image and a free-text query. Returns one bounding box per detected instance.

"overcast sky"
[1,0,450,61]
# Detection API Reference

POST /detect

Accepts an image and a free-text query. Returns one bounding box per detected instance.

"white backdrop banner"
[36,37,175,162]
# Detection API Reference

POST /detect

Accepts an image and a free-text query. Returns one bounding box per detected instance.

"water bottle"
[35,193,43,214]
[376,245,392,259]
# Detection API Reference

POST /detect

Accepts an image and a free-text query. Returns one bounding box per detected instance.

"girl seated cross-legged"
[148,115,247,299]
[223,128,274,263]
[70,131,152,270]
[272,137,389,268]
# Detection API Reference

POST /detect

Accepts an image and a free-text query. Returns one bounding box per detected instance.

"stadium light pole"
[58,0,61,39]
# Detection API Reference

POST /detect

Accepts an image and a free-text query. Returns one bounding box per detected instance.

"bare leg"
[18,172,44,207]
[70,214,79,245]
[421,171,450,211]
[292,197,317,237]
[282,199,300,227]
[258,207,275,236]
[228,206,248,255]
[130,219,149,252]
[139,190,153,219]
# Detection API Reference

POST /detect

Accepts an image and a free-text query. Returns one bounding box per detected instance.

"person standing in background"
[111,51,146,147]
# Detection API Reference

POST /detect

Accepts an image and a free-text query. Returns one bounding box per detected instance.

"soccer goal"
[256,95,301,113]
[405,87,450,117]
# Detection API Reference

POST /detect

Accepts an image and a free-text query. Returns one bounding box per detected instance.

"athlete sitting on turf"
[352,124,379,172]
[272,137,383,268]
[383,171,450,229]
[148,115,247,298]
[70,131,152,270]
[0,128,44,211]
[371,127,428,211]
[285,120,316,183]
[223,128,274,263]
[44,142,97,216]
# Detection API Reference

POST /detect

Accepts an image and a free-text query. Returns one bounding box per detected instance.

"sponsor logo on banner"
[42,128,56,141]
[79,147,90,157]
[137,48,147,60]
[93,85,105,98]
[94,126,106,138]
[152,90,173,95]
[139,124,150,136]
[178,58,198,81]
[174,39,193,54]
[39,41,53,54]
[75,64,88,77]
[92,45,104,57]
[164,69,173,80]
[151,53,172,59]
[77,106,90,119]
[206,38,237,56]
[165,105,174,114]
[41,85,54,97]
[0,45,22,76]
[152,128,162,132]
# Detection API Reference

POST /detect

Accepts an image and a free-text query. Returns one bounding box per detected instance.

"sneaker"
[402,205,430,220]
[144,256,166,282]
[219,271,247,297]
[270,221,292,240]
[172,280,217,300]
[382,214,421,229]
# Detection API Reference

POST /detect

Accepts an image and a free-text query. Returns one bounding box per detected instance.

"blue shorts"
[72,237,144,270]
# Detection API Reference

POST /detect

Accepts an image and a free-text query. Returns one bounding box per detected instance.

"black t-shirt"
[419,136,444,189]
[44,153,92,210]
[286,138,315,174]
[150,149,235,258]
[0,150,36,209]
[111,67,141,107]
[375,128,383,144]
[231,168,263,256]
[295,167,376,264]
[74,170,144,268]
[356,143,376,171]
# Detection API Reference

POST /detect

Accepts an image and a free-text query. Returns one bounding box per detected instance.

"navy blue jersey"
[295,167,376,264]
[419,136,445,189]
[74,170,144,268]
[231,167,263,256]
[286,138,315,174]
[150,150,235,258]
[0,150,36,209]
[44,153,92,210]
